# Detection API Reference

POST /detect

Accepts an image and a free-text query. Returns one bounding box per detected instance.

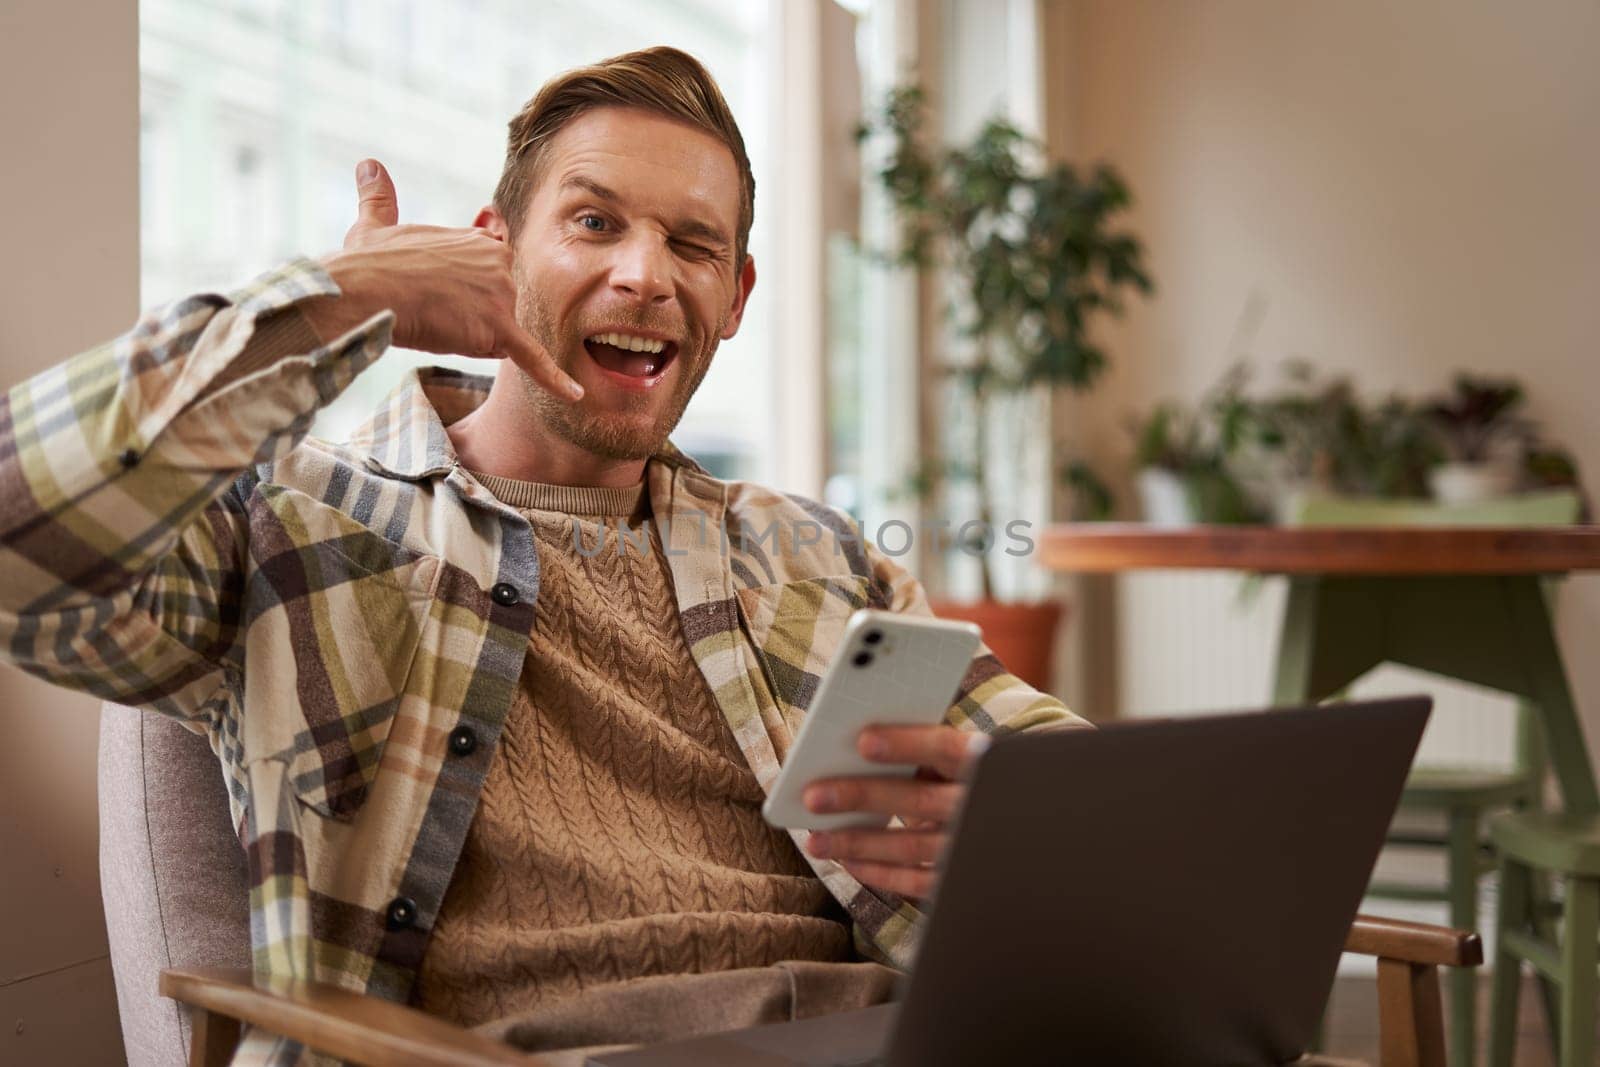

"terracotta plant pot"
[927,598,1067,693]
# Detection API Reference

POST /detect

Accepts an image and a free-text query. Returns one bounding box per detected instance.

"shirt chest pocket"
[241,486,443,821]
[733,574,879,734]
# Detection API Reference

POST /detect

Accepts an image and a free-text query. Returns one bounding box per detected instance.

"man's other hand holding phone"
[801,724,990,903]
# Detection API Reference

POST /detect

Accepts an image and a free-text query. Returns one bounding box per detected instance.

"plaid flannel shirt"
[0,258,1084,1064]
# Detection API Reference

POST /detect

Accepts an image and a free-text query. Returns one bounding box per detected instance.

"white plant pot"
[1429,462,1515,504]
[1137,468,1195,526]
[1272,484,1315,526]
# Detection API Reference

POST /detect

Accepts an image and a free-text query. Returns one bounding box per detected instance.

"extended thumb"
[354,159,398,227]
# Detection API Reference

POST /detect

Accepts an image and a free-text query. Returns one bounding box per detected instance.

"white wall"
[1045,0,1600,767]
[0,1,137,1061]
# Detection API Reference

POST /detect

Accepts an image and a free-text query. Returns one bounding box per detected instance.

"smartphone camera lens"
[862,629,884,646]
[852,651,874,668]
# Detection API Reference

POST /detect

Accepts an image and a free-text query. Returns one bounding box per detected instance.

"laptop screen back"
[889,697,1430,1066]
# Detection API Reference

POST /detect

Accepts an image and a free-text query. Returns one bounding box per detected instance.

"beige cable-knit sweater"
[412,473,854,1027]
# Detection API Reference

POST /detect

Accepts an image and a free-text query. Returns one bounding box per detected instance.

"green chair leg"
[1556,878,1597,1067]
[1489,813,1600,1065]
[1489,858,1531,1067]
[1530,868,1565,1044]
[1446,808,1480,1067]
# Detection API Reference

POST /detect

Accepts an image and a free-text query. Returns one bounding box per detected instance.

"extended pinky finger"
[500,326,583,400]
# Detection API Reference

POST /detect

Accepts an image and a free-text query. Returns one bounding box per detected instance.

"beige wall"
[1046,0,1600,755]
[0,0,138,1061]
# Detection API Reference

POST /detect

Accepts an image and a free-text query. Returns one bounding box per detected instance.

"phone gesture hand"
[309,158,583,401]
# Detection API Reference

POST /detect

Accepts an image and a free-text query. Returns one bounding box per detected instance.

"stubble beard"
[513,273,719,462]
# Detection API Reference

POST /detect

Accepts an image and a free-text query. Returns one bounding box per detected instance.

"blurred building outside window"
[823,0,923,563]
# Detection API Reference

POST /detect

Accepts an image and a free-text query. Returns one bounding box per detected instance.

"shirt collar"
[351,365,711,482]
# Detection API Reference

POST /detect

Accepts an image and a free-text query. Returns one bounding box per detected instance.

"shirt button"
[490,582,520,606]
[448,725,477,757]
[118,448,140,469]
[385,896,418,931]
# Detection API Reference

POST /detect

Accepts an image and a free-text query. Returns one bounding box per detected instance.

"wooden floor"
[1320,972,1592,1066]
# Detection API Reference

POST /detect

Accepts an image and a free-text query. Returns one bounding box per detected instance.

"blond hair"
[493,46,755,266]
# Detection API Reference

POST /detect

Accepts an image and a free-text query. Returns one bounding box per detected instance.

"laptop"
[592,696,1431,1066]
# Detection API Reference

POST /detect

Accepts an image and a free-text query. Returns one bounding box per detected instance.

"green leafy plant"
[1341,396,1442,498]
[1128,372,1260,523]
[1525,443,1581,488]
[1061,459,1115,523]
[861,85,1153,597]
[1130,402,1203,472]
[1129,358,1580,519]
[1217,362,1438,501]
[1234,361,1358,489]
[1423,374,1531,464]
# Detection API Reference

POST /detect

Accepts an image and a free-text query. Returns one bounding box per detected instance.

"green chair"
[1487,814,1600,1066]
[1286,489,1582,1067]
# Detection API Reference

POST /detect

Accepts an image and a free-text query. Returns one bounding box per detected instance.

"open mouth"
[582,331,680,385]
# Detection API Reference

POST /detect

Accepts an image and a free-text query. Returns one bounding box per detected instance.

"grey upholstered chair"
[98,704,251,1067]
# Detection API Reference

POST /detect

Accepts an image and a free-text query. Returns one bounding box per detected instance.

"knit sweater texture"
[412,470,853,1026]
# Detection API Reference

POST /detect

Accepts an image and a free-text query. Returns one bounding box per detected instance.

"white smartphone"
[761,609,982,831]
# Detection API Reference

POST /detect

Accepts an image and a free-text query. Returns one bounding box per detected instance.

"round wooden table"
[1038,523,1600,814]
[1042,523,1600,1064]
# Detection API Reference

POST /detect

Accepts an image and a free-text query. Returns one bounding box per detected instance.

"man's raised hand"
[304,158,583,400]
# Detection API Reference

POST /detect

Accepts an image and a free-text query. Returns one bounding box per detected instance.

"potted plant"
[1184,363,1576,516]
[1422,374,1530,503]
[1232,362,1359,519]
[1215,362,1433,520]
[1130,368,1260,525]
[1338,395,1441,500]
[1131,403,1203,525]
[860,85,1153,689]
[1131,404,1262,525]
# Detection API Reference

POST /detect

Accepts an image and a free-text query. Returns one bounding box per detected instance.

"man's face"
[505,106,755,461]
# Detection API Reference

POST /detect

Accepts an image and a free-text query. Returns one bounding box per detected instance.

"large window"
[141,0,777,482]
[823,0,1051,599]
[822,0,918,529]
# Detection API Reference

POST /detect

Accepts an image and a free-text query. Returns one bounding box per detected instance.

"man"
[0,47,1081,1063]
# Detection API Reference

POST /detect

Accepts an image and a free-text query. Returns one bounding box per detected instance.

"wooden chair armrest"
[1341,915,1481,1067]
[1343,914,1484,968]
[160,966,546,1067]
